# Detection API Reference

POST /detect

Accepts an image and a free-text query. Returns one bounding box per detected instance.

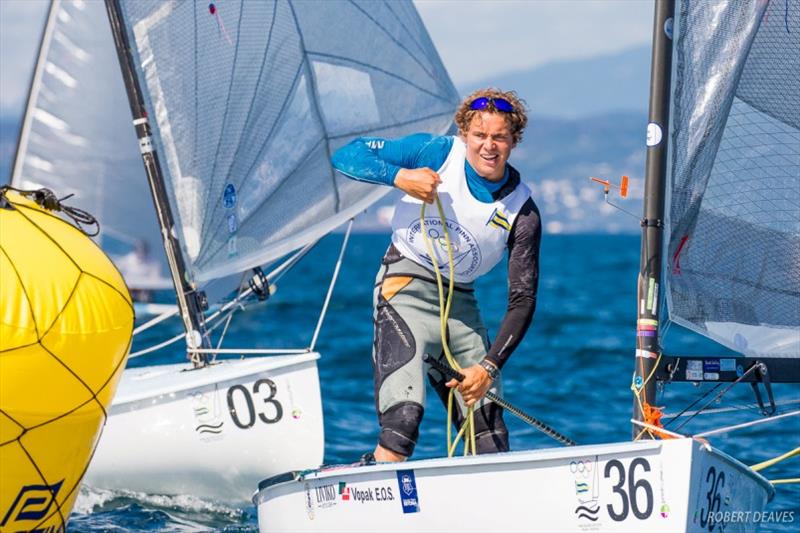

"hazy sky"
[0,0,654,115]
[416,0,654,85]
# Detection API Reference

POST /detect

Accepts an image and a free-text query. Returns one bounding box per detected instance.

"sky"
[0,0,654,116]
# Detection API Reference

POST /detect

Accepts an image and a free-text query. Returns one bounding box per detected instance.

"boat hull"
[86,353,323,502]
[254,439,773,532]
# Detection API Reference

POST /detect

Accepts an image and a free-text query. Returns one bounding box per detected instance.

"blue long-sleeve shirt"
[331,134,508,203]
[332,134,541,370]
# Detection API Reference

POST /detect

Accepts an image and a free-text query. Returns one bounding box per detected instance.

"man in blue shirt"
[332,89,541,462]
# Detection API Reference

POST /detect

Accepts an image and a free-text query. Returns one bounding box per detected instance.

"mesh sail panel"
[116,0,459,283]
[12,0,169,290]
[666,0,800,357]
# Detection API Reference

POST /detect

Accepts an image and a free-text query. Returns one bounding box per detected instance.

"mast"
[104,0,210,365]
[633,0,675,439]
[10,0,60,185]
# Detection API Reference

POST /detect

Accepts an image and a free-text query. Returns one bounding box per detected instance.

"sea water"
[69,234,799,532]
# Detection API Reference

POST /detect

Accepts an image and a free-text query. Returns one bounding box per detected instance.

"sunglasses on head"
[469,96,514,113]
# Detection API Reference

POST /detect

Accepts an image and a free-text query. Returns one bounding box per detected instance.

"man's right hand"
[394,168,441,204]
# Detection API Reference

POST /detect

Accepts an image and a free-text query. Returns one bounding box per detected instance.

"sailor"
[114,240,163,303]
[332,88,541,462]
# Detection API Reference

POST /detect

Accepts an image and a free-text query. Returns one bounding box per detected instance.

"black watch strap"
[480,360,500,380]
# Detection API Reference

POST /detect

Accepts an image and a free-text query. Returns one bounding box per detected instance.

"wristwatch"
[479,360,500,381]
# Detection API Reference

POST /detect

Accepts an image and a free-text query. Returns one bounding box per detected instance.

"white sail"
[11,0,170,291]
[113,0,459,284]
[664,0,800,358]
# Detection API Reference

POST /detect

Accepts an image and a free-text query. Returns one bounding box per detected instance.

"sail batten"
[665,0,800,358]
[114,0,459,284]
[307,51,453,103]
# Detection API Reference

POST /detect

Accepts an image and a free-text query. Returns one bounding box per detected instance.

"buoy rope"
[1,186,99,236]
[420,196,477,456]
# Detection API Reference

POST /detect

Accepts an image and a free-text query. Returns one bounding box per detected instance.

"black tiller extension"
[423,353,577,446]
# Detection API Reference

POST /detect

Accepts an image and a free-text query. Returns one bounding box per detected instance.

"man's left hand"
[445,364,493,407]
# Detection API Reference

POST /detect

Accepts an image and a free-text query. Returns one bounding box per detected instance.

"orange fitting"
[642,403,676,440]
[589,176,610,193]
[620,175,629,198]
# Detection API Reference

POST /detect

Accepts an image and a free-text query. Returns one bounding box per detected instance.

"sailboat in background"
[10,0,172,306]
[254,0,799,530]
[11,0,459,502]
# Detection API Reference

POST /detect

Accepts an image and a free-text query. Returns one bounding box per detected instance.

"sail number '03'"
[227,379,283,429]
[604,458,654,521]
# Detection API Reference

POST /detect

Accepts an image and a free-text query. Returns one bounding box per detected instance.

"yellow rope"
[769,478,800,485]
[750,447,800,472]
[421,197,476,457]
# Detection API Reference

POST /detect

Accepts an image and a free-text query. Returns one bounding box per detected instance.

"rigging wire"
[664,398,800,419]
[128,240,317,357]
[128,331,185,358]
[693,409,800,439]
[632,419,800,486]
[133,240,316,337]
[671,363,759,432]
[309,219,353,352]
[209,270,254,361]
[663,382,723,428]
[212,295,242,362]
[133,305,179,336]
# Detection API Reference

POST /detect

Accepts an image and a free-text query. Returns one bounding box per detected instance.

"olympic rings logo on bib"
[406,217,482,278]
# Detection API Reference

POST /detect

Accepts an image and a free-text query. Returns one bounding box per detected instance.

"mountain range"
[1,45,651,234]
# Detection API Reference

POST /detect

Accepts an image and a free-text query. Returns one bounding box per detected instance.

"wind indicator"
[589,174,638,219]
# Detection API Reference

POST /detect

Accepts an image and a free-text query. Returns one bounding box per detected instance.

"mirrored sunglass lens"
[469,97,491,110]
[492,98,514,112]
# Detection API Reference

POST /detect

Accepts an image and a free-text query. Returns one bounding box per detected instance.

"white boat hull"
[254,439,773,532]
[86,353,324,502]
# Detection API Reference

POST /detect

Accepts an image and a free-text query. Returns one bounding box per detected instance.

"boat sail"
[10,0,170,295]
[254,0,798,530]
[11,0,459,503]
[662,0,800,359]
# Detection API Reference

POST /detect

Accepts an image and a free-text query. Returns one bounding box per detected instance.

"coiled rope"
[420,196,477,456]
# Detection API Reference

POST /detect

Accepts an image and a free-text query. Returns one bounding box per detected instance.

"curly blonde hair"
[454,88,528,146]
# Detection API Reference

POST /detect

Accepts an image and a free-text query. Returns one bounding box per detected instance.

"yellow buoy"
[0,189,133,531]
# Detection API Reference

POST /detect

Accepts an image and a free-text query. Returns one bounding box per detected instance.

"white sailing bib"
[391,137,531,283]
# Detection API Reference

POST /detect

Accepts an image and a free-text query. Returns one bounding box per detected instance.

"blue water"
[71,233,798,532]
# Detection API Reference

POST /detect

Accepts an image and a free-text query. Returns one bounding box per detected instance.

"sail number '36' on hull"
[254,439,773,533]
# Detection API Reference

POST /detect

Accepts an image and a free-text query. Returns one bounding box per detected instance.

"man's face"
[462,112,514,182]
